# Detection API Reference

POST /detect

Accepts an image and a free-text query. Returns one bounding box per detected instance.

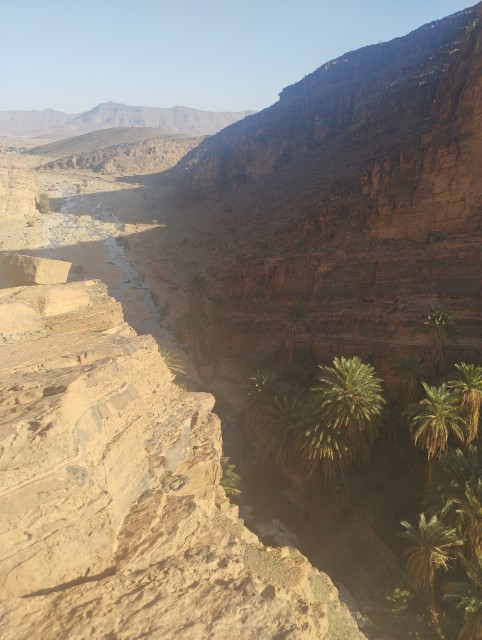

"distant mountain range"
[0,102,255,138]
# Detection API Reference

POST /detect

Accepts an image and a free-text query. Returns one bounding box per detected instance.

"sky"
[0,0,475,114]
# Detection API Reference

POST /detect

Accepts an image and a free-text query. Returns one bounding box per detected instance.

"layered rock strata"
[171,4,482,367]
[0,279,365,639]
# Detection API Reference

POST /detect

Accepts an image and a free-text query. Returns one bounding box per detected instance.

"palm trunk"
[427,587,446,640]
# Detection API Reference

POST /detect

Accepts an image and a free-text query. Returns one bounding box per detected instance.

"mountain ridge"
[0,102,255,138]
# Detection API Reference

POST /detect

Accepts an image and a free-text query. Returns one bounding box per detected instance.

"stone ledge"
[0,253,71,287]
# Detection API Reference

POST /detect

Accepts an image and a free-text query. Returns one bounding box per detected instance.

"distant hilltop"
[0,102,255,139]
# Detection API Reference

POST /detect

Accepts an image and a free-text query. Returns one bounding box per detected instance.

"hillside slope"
[36,130,206,176]
[28,127,174,156]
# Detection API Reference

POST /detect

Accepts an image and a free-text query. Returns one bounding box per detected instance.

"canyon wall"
[172,4,482,368]
[0,276,365,639]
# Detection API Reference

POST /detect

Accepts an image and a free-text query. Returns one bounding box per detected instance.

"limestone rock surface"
[0,154,37,220]
[0,279,125,343]
[0,280,365,639]
[0,253,71,287]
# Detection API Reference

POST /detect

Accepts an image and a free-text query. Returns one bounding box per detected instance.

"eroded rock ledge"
[0,278,365,639]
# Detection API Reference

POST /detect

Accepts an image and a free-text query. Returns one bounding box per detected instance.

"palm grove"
[170,280,481,640]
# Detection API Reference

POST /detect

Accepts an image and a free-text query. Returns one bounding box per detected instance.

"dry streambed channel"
[34,174,167,340]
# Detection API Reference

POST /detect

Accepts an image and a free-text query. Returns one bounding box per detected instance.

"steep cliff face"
[172,4,482,366]
[0,277,365,639]
[179,4,482,223]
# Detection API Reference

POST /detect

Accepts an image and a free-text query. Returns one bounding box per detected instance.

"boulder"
[0,253,71,287]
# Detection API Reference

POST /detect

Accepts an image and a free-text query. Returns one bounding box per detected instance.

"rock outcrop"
[0,253,71,287]
[0,278,365,639]
[170,4,482,369]
[0,154,37,220]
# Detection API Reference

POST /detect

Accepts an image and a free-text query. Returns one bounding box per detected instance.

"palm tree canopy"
[393,355,429,380]
[424,309,456,335]
[400,513,461,590]
[257,392,313,475]
[444,557,482,640]
[300,417,352,483]
[220,456,243,502]
[430,445,481,509]
[407,383,465,460]
[431,445,482,562]
[423,308,456,376]
[243,369,281,438]
[312,356,385,435]
[244,370,280,404]
[448,363,482,442]
[283,304,311,336]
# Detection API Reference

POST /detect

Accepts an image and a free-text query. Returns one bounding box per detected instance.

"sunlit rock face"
[0,154,37,219]
[0,278,365,639]
[174,4,482,371]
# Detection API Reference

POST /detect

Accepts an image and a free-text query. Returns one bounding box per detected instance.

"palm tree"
[393,355,429,413]
[406,383,465,486]
[283,304,311,366]
[444,556,482,640]
[430,446,482,562]
[220,456,243,503]
[243,369,279,440]
[312,356,385,463]
[423,309,455,377]
[448,363,482,443]
[299,405,352,485]
[400,513,461,640]
[257,392,314,481]
[239,352,271,384]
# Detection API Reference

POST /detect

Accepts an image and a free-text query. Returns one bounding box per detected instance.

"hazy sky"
[0,1,474,113]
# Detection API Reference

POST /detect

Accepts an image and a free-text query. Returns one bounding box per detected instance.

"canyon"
[2,3,482,638]
[169,3,482,376]
[0,154,366,638]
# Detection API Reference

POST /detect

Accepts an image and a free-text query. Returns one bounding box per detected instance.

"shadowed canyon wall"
[173,3,482,370]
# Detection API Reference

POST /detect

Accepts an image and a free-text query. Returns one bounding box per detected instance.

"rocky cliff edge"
[0,276,365,639]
